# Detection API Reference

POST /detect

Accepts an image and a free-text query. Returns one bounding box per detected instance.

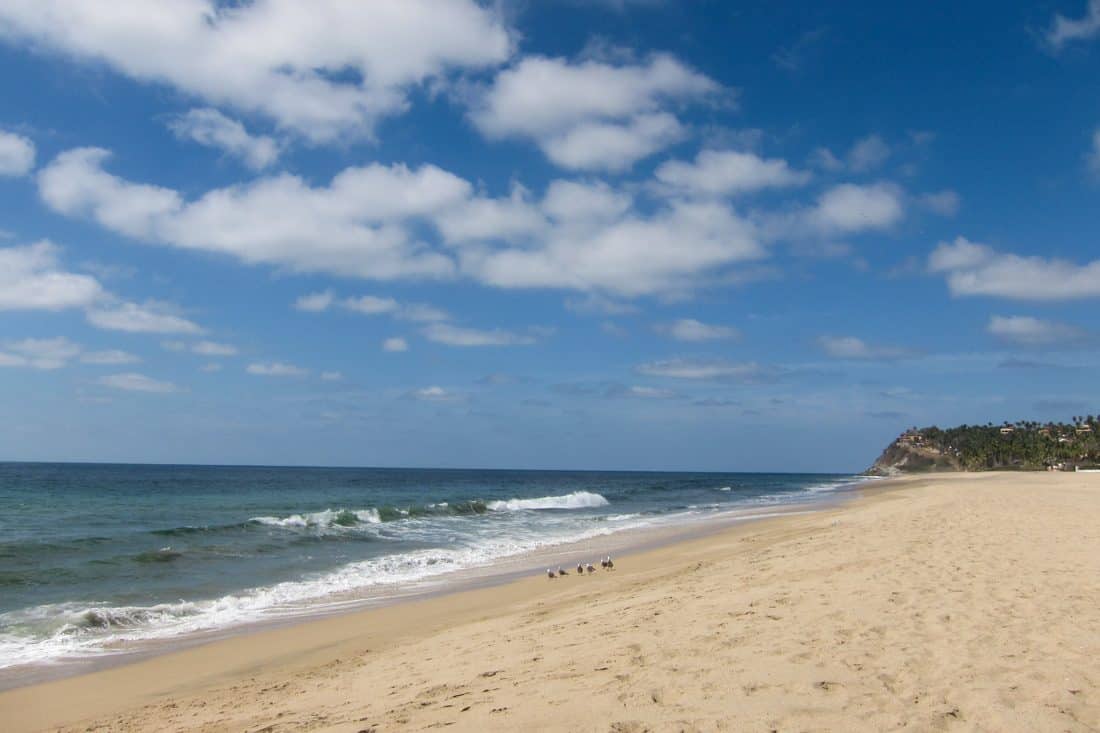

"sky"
[1,0,1099,472]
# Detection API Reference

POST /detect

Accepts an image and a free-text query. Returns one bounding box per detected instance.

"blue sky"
[1,0,1099,472]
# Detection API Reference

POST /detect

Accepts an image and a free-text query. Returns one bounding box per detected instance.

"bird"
[605,555,614,570]
[600,557,608,569]
[557,565,568,576]
[546,568,556,579]
[576,562,584,575]
[586,562,596,574]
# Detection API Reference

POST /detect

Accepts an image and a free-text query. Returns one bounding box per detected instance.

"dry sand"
[3,472,1098,732]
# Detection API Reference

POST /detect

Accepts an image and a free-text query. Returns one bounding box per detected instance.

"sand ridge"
[2,472,1098,731]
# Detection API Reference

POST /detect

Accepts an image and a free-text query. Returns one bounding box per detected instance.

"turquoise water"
[0,462,863,671]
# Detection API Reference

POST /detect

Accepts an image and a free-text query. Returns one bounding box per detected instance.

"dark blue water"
[0,462,863,670]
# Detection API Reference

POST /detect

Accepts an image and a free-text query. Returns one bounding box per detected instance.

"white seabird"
[557,565,568,576]
[605,555,614,570]
[576,562,584,575]
[586,562,596,574]
[546,568,556,579]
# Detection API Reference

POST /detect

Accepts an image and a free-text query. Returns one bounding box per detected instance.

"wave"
[0,514,642,670]
[250,508,381,529]
[486,491,609,511]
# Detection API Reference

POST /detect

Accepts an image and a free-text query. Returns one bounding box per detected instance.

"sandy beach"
[3,471,1098,732]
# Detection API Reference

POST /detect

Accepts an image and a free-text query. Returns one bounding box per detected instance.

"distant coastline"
[868,415,1100,475]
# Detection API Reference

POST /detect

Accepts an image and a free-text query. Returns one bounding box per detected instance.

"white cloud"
[383,337,409,352]
[80,349,140,365]
[655,149,810,196]
[988,315,1089,346]
[192,340,238,357]
[320,371,343,381]
[635,358,771,381]
[168,108,279,169]
[807,182,904,234]
[464,199,763,296]
[541,112,686,172]
[656,318,739,342]
[0,130,34,176]
[818,335,914,360]
[929,237,1100,300]
[294,291,335,312]
[247,361,308,377]
[1045,0,1100,50]
[86,301,203,334]
[39,148,461,280]
[98,372,177,393]
[920,189,960,216]
[422,322,536,347]
[409,385,463,402]
[342,295,399,315]
[470,54,718,170]
[0,337,81,369]
[846,134,891,172]
[0,0,511,141]
[0,241,104,311]
[40,146,779,298]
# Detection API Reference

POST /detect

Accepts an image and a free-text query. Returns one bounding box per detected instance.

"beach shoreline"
[4,471,1098,732]
[0,476,868,692]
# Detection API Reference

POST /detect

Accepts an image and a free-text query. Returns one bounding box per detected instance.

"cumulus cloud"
[86,301,203,334]
[929,237,1100,300]
[540,112,686,173]
[470,54,718,171]
[635,358,774,382]
[40,146,780,298]
[807,182,904,235]
[98,372,177,393]
[987,315,1090,346]
[0,0,511,141]
[422,323,536,347]
[38,148,461,280]
[247,361,308,377]
[1045,0,1100,50]
[656,318,739,341]
[817,335,915,360]
[0,241,104,311]
[654,149,810,196]
[0,130,35,176]
[383,337,409,352]
[168,108,279,169]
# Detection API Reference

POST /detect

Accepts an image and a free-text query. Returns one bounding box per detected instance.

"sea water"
[0,462,865,678]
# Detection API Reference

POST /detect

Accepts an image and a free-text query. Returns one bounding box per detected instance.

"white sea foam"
[0,509,645,670]
[249,507,381,529]
[487,491,609,511]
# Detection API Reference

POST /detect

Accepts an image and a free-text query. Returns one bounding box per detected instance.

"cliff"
[865,437,961,476]
[866,419,1100,475]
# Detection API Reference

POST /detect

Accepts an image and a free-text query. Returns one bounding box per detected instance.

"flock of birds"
[546,555,614,579]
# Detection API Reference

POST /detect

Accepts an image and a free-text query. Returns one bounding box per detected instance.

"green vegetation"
[873,416,1100,473]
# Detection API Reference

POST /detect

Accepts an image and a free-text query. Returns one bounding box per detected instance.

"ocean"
[0,462,866,681]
